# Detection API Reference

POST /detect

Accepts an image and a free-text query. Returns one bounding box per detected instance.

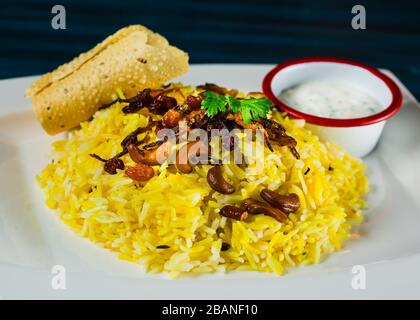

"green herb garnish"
[201,91,271,124]
[238,98,272,124]
[201,91,228,117]
[226,96,241,113]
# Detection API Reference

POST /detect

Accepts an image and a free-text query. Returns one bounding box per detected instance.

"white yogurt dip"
[279,81,384,119]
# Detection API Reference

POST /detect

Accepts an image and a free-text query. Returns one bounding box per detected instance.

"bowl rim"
[262,57,403,127]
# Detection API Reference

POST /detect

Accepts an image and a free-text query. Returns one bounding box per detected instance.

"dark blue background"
[1,0,419,98]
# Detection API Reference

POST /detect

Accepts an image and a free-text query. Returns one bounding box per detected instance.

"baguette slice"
[26,25,189,135]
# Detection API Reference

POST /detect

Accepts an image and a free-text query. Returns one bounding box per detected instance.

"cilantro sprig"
[201,91,272,124]
[200,91,228,117]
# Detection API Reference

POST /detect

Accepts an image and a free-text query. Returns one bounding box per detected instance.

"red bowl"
[262,57,403,127]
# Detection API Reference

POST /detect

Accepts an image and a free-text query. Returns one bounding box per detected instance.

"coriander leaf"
[239,98,271,124]
[226,96,241,113]
[201,91,272,123]
[241,106,253,124]
[201,91,228,117]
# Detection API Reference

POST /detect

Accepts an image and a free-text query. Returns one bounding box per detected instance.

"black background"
[0,0,419,97]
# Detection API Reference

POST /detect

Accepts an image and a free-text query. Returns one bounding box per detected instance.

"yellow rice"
[37,85,369,278]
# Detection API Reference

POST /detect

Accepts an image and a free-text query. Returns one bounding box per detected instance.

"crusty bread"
[26,25,189,135]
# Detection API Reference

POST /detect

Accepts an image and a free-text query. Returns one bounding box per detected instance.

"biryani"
[37,82,368,278]
[27,25,368,278]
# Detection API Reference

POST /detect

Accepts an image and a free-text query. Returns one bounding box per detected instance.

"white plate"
[1,64,420,299]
